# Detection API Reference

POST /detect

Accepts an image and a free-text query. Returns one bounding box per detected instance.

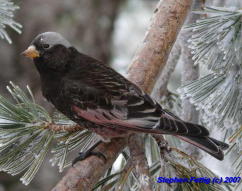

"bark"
[52,138,127,191]
[52,0,192,190]
[151,41,181,101]
[115,159,134,191]
[127,0,192,93]
[128,134,152,191]
[43,123,85,132]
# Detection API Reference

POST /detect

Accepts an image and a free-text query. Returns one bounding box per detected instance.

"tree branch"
[43,123,85,132]
[115,159,134,191]
[52,138,127,191]
[151,41,181,101]
[52,0,192,190]
[128,134,152,191]
[128,0,192,93]
[128,1,192,190]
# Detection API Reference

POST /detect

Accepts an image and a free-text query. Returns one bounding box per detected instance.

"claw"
[72,152,88,166]
[90,151,107,162]
[72,141,106,166]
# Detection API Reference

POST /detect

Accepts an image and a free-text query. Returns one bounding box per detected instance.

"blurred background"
[0,0,241,190]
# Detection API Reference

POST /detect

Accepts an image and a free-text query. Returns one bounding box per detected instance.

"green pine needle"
[0,0,22,44]
[0,82,97,185]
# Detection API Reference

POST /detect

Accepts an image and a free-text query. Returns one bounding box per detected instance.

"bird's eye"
[42,44,50,49]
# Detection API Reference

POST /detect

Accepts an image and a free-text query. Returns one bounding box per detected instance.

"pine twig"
[0,0,22,43]
[180,0,204,123]
[128,134,152,191]
[115,159,134,191]
[43,123,85,132]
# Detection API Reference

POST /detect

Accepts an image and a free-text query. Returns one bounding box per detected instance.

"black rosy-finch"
[23,32,228,162]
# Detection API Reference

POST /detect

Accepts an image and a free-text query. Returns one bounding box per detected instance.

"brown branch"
[128,1,192,189]
[128,0,192,93]
[128,134,152,191]
[52,138,127,191]
[151,41,181,100]
[127,1,192,190]
[43,123,85,132]
[52,0,192,190]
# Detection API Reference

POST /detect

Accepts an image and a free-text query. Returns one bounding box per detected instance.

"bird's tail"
[152,110,229,160]
[176,135,229,160]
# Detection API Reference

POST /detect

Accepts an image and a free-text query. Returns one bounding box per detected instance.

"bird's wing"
[63,53,208,136]
[63,57,161,130]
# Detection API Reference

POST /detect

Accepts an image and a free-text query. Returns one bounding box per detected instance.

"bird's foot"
[72,141,106,166]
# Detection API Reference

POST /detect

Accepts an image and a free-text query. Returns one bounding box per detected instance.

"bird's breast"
[40,74,62,102]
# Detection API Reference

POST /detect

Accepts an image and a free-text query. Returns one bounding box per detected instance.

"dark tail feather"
[176,135,228,160]
[208,137,229,150]
[159,112,210,137]
[157,111,229,160]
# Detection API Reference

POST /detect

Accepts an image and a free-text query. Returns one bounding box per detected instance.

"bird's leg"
[72,140,106,166]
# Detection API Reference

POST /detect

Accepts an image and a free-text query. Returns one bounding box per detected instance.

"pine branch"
[128,134,152,191]
[178,6,242,189]
[110,158,134,191]
[178,6,242,130]
[186,6,242,72]
[0,0,22,43]
[178,0,205,160]
[162,147,232,191]
[151,40,181,101]
[0,82,99,185]
[225,125,242,190]
[44,123,84,132]
[52,138,127,191]
[127,0,192,93]
[180,0,203,123]
[91,138,230,191]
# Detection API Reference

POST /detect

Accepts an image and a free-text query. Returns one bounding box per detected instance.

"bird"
[23,32,229,163]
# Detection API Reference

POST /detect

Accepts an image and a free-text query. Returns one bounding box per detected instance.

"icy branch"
[0,0,22,43]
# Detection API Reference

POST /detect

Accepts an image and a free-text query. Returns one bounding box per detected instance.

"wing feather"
[64,52,209,137]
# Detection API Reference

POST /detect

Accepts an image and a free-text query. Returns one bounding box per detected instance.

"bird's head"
[23,32,72,72]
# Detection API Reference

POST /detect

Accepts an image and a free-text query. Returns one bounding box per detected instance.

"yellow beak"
[22,45,40,58]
